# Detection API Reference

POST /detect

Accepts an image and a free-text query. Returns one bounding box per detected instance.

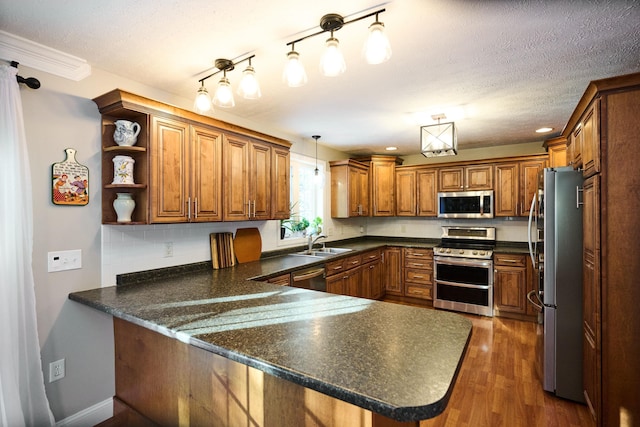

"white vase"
[113,193,135,222]
[112,155,135,184]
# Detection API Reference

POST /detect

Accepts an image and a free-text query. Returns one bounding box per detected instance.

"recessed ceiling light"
[536,127,553,133]
[385,146,397,151]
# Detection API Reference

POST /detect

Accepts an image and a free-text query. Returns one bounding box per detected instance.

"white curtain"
[0,64,54,426]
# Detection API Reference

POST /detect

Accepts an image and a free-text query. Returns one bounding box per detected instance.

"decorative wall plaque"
[52,148,89,205]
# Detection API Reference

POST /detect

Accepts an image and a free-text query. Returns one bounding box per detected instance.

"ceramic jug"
[113,120,141,146]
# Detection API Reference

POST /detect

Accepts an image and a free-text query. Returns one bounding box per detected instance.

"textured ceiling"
[1,0,639,155]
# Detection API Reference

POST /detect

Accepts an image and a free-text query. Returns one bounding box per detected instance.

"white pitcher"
[113,120,141,146]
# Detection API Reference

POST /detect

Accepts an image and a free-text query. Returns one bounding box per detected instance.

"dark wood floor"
[420,312,593,427]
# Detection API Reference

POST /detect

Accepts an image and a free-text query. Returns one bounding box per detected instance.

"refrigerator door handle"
[527,193,537,270]
[576,186,584,208]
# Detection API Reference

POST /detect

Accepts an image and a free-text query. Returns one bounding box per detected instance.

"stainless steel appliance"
[437,190,494,219]
[291,266,326,292]
[433,226,495,316]
[527,167,584,402]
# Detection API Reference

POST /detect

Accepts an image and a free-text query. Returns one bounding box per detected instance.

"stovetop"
[433,226,495,260]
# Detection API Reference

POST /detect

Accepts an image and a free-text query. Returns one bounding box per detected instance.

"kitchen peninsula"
[70,248,472,427]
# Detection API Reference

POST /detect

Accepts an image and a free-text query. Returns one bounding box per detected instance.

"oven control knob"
[439,248,445,253]
[458,249,464,254]
[480,251,486,256]
[445,249,451,253]
[473,250,478,255]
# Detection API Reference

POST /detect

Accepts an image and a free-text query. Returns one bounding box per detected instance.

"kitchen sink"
[290,247,354,258]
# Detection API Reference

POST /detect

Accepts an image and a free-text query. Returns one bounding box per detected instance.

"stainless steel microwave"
[437,190,494,218]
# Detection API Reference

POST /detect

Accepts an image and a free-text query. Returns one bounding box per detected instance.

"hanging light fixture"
[312,135,322,184]
[283,45,308,87]
[237,57,261,99]
[421,114,458,157]
[193,55,258,112]
[284,8,390,86]
[363,13,392,64]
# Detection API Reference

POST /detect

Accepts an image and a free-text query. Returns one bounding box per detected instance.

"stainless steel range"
[433,226,495,316]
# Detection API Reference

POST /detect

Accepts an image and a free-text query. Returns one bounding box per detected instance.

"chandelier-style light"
[194,55,259,113]
[421,114,458,157]
[284,8,390,87]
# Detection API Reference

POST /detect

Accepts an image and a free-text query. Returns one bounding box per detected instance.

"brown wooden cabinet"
[266,273,292,287]
[395,167,437,217]
[438,164,493,192]
[494,156,546,217]
[561,72,640,426]
[326,254,362,297]
[402,248,433,301]
[493,253,528,315]
[150,117,223,223]
[383,247,403,295]
[330,160,369,218]
[544,136,568,168]
[94,89,290,225]
[369,156,398,216]
[361,249,384,300]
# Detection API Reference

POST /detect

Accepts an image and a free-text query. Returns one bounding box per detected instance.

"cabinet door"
[223,135,250,221]
[271,147,290,220]
[519,159,545,217]
[417,169,437,216]
[383,247,403,295]
[326,274,344,295]
[583,329,598,421]
[395,170,416,216]
[344,267,362,298]
[150,116,189,223]
[465,165,493,190]
[191,125,223,222]
[349,167,369,216]
[581,100,600,178]
[571,125,583,169]
[438,167,464,191]
[249,140,271,220]
[494,163,519,217]
[494,265,527,314]
[362,258,384,300]
[548,144,568,168]
[371,160,395,216]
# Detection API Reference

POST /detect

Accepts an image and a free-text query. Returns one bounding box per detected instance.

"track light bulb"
[194,85,212,113]
[320,37,346,77]
[213,76,235,108]
[364,21,392,64]
[284,50,308,87]
[237,65,261,99]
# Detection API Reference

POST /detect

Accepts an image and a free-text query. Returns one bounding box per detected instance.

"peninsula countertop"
[69,238,473,422]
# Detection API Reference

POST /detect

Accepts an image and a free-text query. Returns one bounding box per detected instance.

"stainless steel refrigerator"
[527,166,584,403]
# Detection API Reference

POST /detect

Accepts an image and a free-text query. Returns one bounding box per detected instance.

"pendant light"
[212,71,235,108]
[363,15,391,64]
[320,33,346,77]
[194,82,212,113]
[312,135,322,184]
[237,57,261,99]
[193,55,258,112]
[283,45,308,87]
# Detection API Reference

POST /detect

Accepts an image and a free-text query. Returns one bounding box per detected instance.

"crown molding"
[0,30,91,81]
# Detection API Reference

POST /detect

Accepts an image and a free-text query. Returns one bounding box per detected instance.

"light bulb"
[283,50,307,87]
[320,37,346,77]
[364,21,392,64]
[237,66,261,99]
[194,86,212,113]
[213,76,235,108]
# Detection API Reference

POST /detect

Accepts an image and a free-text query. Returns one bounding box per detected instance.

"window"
[280,153,325,242]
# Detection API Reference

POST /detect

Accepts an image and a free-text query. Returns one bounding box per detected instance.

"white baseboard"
[55,398,113,427]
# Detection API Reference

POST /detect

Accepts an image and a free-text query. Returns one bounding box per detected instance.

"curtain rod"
[10,61,41,89]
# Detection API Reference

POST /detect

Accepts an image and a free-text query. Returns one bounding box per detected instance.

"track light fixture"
[194,55,260,113]
[284,8,391,87]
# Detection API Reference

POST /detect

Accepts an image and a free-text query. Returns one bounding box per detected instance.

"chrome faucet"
[308,233,327,251]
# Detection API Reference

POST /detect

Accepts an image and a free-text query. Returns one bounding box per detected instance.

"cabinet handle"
[350,261,359,265]
[412,263,425,267]
[194,198,198,219]
[576,186,584,208]
[187,197,192,221]
[413,275,424,279]
[501,259,518,263]
[369,265,375,269]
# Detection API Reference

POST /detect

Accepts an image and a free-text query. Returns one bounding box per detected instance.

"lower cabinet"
[493,253,533,318]
[383,247,403,295]
[403,248,433,301]
[361,250,384,300]
[266,273,291,287]
[326,250,384,299]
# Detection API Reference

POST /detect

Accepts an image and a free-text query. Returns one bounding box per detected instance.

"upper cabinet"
[355,156,402,217]
[494,156,546,217]
[330,159,369,218]
[395,167,437,217]
[544,136,568,168]
[438,164,493,192]
[94,89,290,225]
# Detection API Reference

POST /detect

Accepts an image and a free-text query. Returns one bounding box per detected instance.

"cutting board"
[210,232,236,269]
[234,228,262,263]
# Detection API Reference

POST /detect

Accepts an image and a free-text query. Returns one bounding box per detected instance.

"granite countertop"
[69,238,472,422]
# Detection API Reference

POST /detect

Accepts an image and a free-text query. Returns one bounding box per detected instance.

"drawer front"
[361,249,381,264]
[494,253,526,267]
[403,247,433,260]
[343,254,362,270]
[404,268,433,285]
[405,284,433,300]
[405,259,432,270]
[325,259,346,276]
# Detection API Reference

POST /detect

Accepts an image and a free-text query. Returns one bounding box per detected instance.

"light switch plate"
[48,249,82,272]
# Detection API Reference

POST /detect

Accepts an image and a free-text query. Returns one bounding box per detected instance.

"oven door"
[433,256,494,316]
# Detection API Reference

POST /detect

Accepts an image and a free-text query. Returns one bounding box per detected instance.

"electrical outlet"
[47,250,82,272]
[49,359,65,383]
[164,242,173,257]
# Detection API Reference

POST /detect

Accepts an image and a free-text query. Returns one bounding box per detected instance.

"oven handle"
[434,257,492,268]
[435,279,490,290]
